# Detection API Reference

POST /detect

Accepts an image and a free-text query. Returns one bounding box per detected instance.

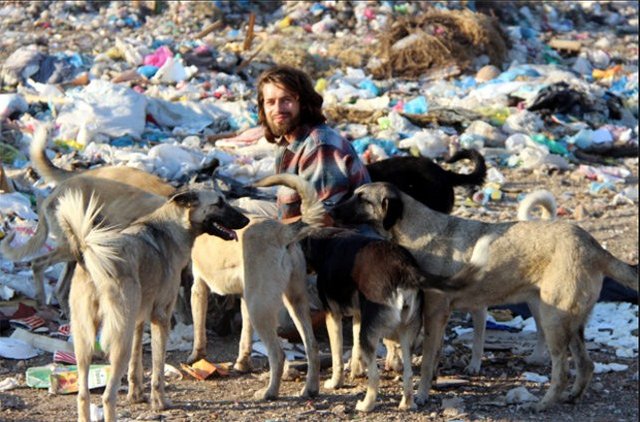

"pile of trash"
[0,0,638,394]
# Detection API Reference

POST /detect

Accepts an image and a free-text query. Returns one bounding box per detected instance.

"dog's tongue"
[230,230,238,241]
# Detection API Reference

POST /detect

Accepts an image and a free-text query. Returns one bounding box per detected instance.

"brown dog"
[330,182,637,411]
[57,187,249,422]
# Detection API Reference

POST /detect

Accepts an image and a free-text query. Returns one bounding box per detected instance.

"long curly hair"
[257,65,326,143]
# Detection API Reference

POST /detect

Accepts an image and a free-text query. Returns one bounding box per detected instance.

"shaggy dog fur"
[57,188,248,422]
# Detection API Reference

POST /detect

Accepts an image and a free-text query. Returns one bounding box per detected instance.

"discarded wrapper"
[26,364,110,394]
[180,359,228,380]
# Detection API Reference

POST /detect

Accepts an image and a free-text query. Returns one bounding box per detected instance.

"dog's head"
[330,182,404,232]
[170,190,249,240]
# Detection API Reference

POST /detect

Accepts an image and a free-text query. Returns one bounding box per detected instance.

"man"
[256,65,370,223]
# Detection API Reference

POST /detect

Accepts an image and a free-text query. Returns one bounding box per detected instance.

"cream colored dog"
[330,182,637,412]
[187,177,325,401]
[1,126,175,312]
[57,187,249,422]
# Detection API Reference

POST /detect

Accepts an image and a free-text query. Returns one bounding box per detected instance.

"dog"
[186,177,327,401]
[1,175,167,312]
[366,149,486,214]
[329,182,638,411]
[56,187,249,422]
[254,173,491,412]
[367,149,488,374]
[30,125,175,196]
[1,126,176,312]
[383,189,558,374]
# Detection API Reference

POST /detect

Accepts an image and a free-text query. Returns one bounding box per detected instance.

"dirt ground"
[0,159,638,422]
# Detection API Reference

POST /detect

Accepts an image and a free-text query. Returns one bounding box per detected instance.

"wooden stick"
[195,19,224,39]
[243,13,256,52]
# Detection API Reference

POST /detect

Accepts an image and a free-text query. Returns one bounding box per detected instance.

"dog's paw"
[254,387,278,401]
[186,350,205,365]
[398,396,417,411]
[414,391,429,407]
[299,384,319,398]
[127,388,145,404]
[560,391,579,404]
[464,362,481,375]
[355,398,375,413]
[233,358,252,373]
[150,395,170,411]
[324,377,343,390]
[349,359,366,378]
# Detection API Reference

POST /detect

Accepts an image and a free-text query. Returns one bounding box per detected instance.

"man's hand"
[281,215,302,224]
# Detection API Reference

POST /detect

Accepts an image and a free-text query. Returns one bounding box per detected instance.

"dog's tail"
[0,206,50,262]
[418,234,494,291]
[601,253,638,292]
[30,125,75,184]
[517,190,557,221]
[56,189,125,352]
[252,173,326,243]
[444,149,487,187]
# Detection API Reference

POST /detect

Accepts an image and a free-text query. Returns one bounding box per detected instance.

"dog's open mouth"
[208,221,238,241]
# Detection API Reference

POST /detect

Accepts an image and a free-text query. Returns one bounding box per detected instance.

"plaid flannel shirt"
[275,124,370,220]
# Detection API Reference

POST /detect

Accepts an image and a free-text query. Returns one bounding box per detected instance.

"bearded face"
[262,82,301,139]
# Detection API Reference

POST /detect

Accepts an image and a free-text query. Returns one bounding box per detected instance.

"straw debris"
[371,9,509,79]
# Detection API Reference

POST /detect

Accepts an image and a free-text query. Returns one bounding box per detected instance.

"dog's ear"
[382,196,403,230]
[170,190,200,208]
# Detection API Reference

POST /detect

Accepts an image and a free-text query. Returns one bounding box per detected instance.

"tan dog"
[187,177,325,401]
[383,189,558,374]
[57,187,249,422]
[330,182,637,411]
[29,125,175,196]
[1,126,175,311]
[1,176,166,311]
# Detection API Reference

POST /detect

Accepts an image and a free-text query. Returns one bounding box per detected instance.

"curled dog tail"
[419,234,495,291]
[252,173,326,244]
[517,190,557,221]
[444,149,487,187]
[0,206,50,261]
[56,190,124,352]
[30,125,74,184]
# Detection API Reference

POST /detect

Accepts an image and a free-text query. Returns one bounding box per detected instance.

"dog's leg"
[398,327,417,411]
[127,322,145,404]
[524,299,548,365]
[234,297,253,372]
[563,324,594,404]
[31,246,72,307]
[324,310,344,389]
[70,268,98,422]
[187,275,209,364]
[54,261,75,317]
[534,311,570,412]
[383,338,403,373]
[466,307,487,375]
[416,293,450,406]
[246,290,284,400]
[149,316,172,411]
[350,313,366,379]
[355,328,381,412]
[282,289,320,397]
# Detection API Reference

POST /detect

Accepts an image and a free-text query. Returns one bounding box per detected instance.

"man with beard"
[256,65,370,224]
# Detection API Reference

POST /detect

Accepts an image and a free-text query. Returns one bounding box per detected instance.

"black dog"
[366,149,486,213]
[300,227,480,412]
